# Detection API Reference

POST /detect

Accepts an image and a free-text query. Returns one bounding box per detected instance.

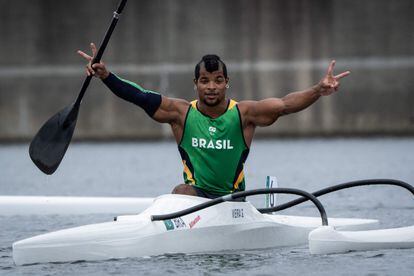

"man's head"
[194,55,229,107]
[194,55,228,80]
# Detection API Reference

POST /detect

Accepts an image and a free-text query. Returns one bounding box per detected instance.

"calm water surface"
[1,138,413,275]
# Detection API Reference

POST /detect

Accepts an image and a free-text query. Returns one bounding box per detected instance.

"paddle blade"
[29,103,79,175]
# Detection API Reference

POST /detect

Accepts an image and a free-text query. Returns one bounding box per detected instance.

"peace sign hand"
[77,43,110,80]
[317,60,350,96]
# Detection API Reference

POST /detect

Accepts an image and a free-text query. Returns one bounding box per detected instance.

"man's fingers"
[335,83,340,91]
[90,43,97,58]
[85,62,96,75]
[92,63,103,69]
[77,50,92,60]
[334,71,351,80]
[79,43,101,77]
[87,66,95,75]
[327,60,336,75]
[91,63,106,74]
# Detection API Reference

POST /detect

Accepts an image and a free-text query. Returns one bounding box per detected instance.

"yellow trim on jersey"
[182,160,195,184]
[233,170,245,190]
[228,99,237,110]
[190,99,238,110]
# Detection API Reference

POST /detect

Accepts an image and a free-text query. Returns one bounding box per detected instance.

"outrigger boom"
[151,187,329,226]
[11,179,414,265]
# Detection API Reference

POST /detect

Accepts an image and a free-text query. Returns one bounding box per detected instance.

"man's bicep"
[242,98,286,127]
[152,96,189,124]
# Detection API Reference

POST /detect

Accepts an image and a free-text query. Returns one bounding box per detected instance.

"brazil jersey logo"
[191,138,234,150]
[209,126,216,136]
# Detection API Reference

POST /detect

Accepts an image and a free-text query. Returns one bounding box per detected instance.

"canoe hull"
[12,194,378,265]
[309,225,414,254]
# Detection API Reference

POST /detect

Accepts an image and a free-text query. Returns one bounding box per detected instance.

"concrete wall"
[1,0,414,140]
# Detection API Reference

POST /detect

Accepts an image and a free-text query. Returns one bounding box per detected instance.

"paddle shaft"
[74,0,128,108]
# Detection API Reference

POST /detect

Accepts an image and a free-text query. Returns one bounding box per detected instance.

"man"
[78,43,350,199]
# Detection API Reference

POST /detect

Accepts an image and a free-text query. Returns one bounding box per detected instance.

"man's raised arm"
[77,43,188,124]
[240,60,350,127]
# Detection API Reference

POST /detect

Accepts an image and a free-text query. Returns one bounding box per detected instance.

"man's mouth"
[206,94,218,100]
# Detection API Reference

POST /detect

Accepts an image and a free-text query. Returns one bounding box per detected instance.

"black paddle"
[29,0,128,175]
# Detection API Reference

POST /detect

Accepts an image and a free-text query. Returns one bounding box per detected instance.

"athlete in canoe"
[78,43,350,199]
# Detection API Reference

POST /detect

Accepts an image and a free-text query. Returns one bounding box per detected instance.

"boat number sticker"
[232,208,244,219]
[164,218,187,231]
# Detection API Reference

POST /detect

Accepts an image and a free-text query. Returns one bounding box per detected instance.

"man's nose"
[207,81,216,90]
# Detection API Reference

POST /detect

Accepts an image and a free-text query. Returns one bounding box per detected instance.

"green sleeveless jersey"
[179,99,249,195]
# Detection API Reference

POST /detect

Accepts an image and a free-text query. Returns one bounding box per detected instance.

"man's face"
[195,65,228,107]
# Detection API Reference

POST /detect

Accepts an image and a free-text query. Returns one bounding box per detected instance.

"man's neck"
[197,99,229,119]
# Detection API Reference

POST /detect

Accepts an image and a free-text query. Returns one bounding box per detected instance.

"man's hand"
[316,60,350,96]
[77,43,110,79]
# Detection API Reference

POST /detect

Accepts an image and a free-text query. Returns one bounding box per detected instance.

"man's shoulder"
[154,97,191,124]
[234,100,256,114]
[163,97,191,109]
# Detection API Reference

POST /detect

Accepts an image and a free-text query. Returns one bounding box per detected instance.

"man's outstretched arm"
[78,43,188,125]
[240,60,350,127]
[102,73,162,117]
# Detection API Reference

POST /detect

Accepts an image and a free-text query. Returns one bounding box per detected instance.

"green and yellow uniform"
[179,99,249,196]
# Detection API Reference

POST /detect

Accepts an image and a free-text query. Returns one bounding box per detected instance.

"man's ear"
[193,79,197,91]
[225,78,230,89]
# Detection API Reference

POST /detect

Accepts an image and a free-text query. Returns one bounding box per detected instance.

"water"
[1,138,413,275]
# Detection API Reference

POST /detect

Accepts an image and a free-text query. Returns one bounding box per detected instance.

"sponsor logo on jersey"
[208,126,216,136]
[192,138,234,150]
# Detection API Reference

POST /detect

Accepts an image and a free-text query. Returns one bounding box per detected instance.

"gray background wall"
[1,0,413,141]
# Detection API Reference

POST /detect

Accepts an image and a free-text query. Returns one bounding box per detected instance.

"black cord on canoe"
[151,188,329,226]
[258,179,414,214]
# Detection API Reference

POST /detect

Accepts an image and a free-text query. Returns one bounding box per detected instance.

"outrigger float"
[11,179,414,266]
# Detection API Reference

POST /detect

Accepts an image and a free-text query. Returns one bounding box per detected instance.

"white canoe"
[13,194,377,265]
[309,225,414,254]
[0,196,154,215]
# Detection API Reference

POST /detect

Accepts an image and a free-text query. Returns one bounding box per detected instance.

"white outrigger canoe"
[12,179,414,266]
[13,194,377,266]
